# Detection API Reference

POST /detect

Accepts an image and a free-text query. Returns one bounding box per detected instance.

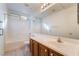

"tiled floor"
[4,43,31,56]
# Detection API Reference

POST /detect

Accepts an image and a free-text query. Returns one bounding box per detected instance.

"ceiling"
[6,3,75,19]
[7,3,42,18]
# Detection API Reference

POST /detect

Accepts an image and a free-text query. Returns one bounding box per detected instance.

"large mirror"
[41,3,79,39]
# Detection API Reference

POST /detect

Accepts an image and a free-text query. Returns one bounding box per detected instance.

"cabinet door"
[39,44,48,56]
[33,40,39,56]
[30,39,33,55]
[49,49,54,56]
[49,49,63,56]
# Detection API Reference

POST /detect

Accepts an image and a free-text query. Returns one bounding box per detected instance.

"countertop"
[30,33,79,56]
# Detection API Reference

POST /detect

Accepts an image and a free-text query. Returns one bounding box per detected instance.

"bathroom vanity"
[30,39,63,56]
[29,34,79,56]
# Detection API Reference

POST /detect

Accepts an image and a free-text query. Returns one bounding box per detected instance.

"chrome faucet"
[57,37,62,43]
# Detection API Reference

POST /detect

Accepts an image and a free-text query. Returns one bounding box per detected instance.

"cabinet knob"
[50,53,54,56]
[45,49,47,52]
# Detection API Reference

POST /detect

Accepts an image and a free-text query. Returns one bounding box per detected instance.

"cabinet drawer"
[39,44,48,56]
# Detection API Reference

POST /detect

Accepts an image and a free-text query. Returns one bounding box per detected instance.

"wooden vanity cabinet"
[39,44,48,56]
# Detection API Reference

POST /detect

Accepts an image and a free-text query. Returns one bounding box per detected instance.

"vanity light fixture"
[41,5,44,9]
[41,3,56,12]
[41,3,50,9]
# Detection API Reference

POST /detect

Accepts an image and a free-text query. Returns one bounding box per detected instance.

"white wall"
[0,4,7,55]
[42,4,79,39]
